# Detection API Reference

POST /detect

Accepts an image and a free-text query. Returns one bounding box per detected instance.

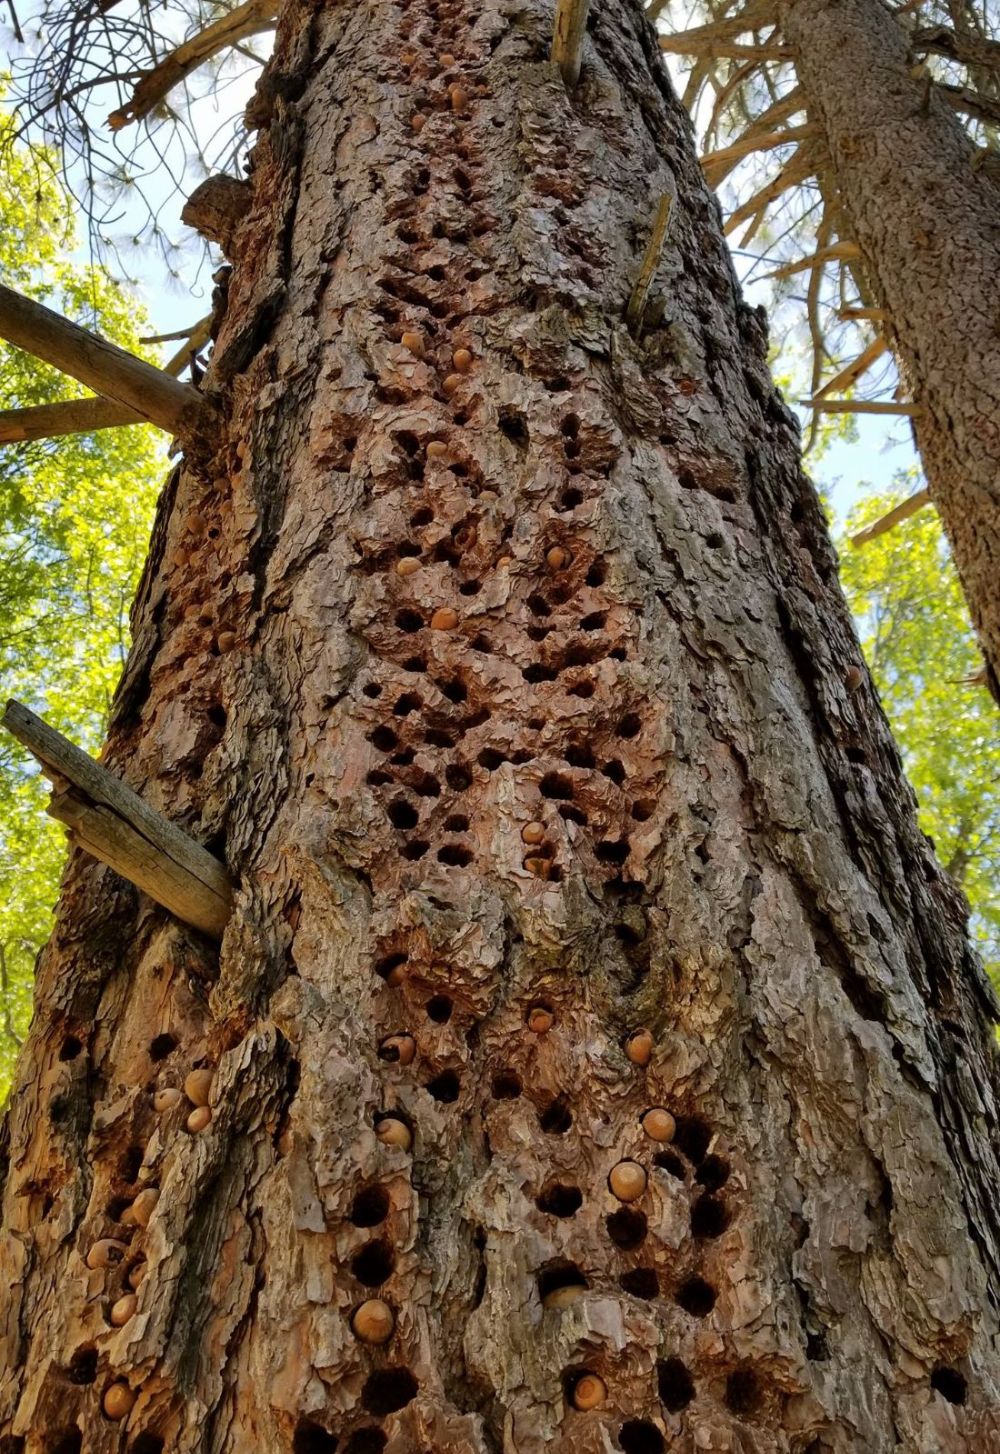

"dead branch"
[108,0,278,131]
[723,146,816,236]
[938,81,1000,129]
[625,193,673,333]
[801,398,922,415]
[551,0,591,88]
[814,336,888,399]
[837,306,888,321]
[658,0,780,55]
[911,23,1000,70]
[758,239,861,281]
[704,84,805,172]
[2,699,233,939]
[702,122,814,185]
[0,285,213,440]
[850,488,932,545]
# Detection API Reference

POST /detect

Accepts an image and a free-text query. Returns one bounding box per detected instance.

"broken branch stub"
[626,192,673,333]
[2,700,233,939]
[551,0,591,88]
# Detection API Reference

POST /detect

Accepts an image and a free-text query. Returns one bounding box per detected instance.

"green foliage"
[0,109,164,1099]
[838,483,1000,970]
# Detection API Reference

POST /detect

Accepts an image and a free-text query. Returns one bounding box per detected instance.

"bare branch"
[911,23,1000,70]
[758,239,861,281]
[850,488,932,545]
[801,398,922,415]
[551,0,591,89]
[0,285,213,440]
[702,122,815,185]
[814,335,888,398]
[937,81,1000,128]
[0,397,143,444]
[107,0,278,131]
[658,0,780,55]
[626,193,673,333]
[837,306,889,321]
[723,146,816,236]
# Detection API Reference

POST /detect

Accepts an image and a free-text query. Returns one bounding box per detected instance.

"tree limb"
[658,0,780,54]
[107,0,278,131]
[911,23,1000,70]
[723,145,816,236]
[849,487,932,545]
[814,335,888,399]
[625,193,673,333]
[702,122,814,185]
[551,0,591,88]
[0,286,213,440]
[758,239,861,281]
[801,398,922,415]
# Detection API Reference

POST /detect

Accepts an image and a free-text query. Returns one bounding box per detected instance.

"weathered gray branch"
[2,700,233,939]
[0,285,213,440]
[551,0,591,88]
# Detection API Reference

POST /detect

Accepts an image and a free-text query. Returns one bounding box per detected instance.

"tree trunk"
[780,0,1000,704]
[3,0,1000,1449]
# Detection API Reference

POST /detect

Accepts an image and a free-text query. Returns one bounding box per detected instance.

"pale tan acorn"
[110,1293,138,1327]
[452,346,473,372]
[153,1088,182,1113]
[396,556,421,576]
[102,1382,136,1420]
[527,1005,554,1033]
[543,1284,584,1309]
[624,1029,653,1067]
[546,546,572,570]
[426,440,448,459]
[608,1160,647,1203]
[442,373,464,396]
[123,1188,159,1228]
[521,822,546,845]
[572,1373,607,1410]
[86,1238,128,1270]
[431,606,459,630]
[641,1108,676,1142]
[376,1116,412,1151]
[184,1068,213,1107]
[351,1298,395,1344]
[187,1106,213,1133]
[127,1261,147,1289]
[379,1034,417,1066]
[401,330,425,357]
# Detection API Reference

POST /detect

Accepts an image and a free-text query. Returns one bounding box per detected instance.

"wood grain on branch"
[625,192,673,332]
[758,239,861,280]
[550,0,590,88]
[802,397,922,415]
[849,488,932,546]
[0,286,213,440]
[2,700,233,939]
[702,122,814,184]
[814,335,888,399]
[107,0,278,131]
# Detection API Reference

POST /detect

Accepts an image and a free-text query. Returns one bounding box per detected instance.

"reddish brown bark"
[2,0,1000,1449]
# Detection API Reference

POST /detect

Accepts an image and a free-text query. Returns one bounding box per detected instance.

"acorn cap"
[187,1105,213,1133]
[351,1298,395,1344]
[572,1373,607,1410]
[608,1160,647,1203]
[624,1029,653,1066]
[102,1382,136,1420]
[641,1108,676,1142]
[184,1068,213,1107]
[375,1116,413,1151]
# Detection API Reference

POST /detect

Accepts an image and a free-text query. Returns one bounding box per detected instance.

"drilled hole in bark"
[412,771,442,796]
[446,762,473,790]
[596,839,630,865]
[537,1183,583,1217]
[393,693,422,716]
[558,488,584,511]
[931,1367,968,1405]
[491,1070,522,1098]
[375,953,407,983]
[471,632,492,653]
[631,800,654,822]
[437,844,473,866]
[458,580,481,596]
[616,713,642,739]
[545,375,571,392]
[370,726,398,752]
[425,995,453,1023]
[48,1433,82,1454]
[350,1185,391,1228]
[443,814,469,832]
[367,770,392,787]
[361,1368,418,1416]
[478,747,506,770]
[402,655,427,673]
[618,1421,664,1454]
[697,1155,731,1191]
[602,761,626,787]
[293,1422,337,1454]
[725,1367,763,1417]
[129,1437,165,1454]
[540,771,573,799]
[691,1195,730,1240]
[351,1239,396,1287]
[391,748,415,767]
[654,1150,686,1180]
[66,1345,98,1385]
[619,1267,659,1300]
[425,728,456,749]
[538,1098,572,1134]
[425,1069,461,1102]
[402,839,430,860]
[395,609,424,634]
[59,1035,83,1061]
[439,678,468,703]
[432,540,462,565]
[0,1438,25,1453]
[538,1261,587,1301]
[580,611,607,631]
[527,593,551,617]
[343,1433,386,1454]
[610,647,627,661]
[363,682,383,699]
[148,1033,177,1062]
[675,1276,716,1317]
[499,408,529,448]
[410,506,433,526]
[568,680,594,698]
[585,560,607,586]
[657,1358,695,1413]
[559,803,588,826]
[674,1116,712,1164]
[523,663,558,683]
[606,1207,647,1248]
[388,800,420,830]
[119,1145,144,1183]
[560,413,580,437]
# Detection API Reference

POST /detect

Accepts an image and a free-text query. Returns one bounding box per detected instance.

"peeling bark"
[2,0,1000,1450]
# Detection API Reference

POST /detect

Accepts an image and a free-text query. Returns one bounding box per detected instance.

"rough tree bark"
[2,0,1000,1450]
[779,0,1000,703]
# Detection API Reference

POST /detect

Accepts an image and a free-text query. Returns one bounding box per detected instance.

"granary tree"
[1,0,1000,1449]
[656,0,1000,701]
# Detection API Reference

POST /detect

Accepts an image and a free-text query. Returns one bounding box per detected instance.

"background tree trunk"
[2,0,1000,1449]
[781,0,1000,703]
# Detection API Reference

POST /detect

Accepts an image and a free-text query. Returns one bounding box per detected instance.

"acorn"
[401,330,425,357]
[110,1293,138,1327]
[845,664,864,692]
[642,1108,676,1142]
[524,856,552,879]
[385,961,408,988]
[217,630,236,653]
[546,546,571,570]
[184,1068,213,1107]
[527,1005,554,1034]
[449,85,467,111]
[521,822,546,845]
[396,556,421,577]
[411,113,427,132]
[624,1029,653,1067]
[572,1373,607,1410]
[351,1298,395,1344]
[608,1161,647,1203]
[452,346,474,372]
[439,51,456,66]
[497,556,513,568]
[153,1088,182,1113]
[376,1116,412,1151]
[379,1034,417,1066]
[102,1383,136,1421]
[426,440,448,459]
[187,1106,213,1133]
[123,1188,159,1228]
[86,1239,127,1270]
[442,373,464,396]
[431,606,459,630]
[543,1284,584,1309]
[127,1261,147,1289]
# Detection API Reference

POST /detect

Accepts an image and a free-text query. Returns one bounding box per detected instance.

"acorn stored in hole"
[187,1106,213,1133]
[401,330,425,357]
[572,1373,607,1410]
[426,440,448,459]
[379,1034,417,1066]
[609,1161,647,1202]
[123,1188,159,1228]
[385,961,408,988]
[624,1029,653,1066]
[127,1261,147,1289]
[351,1298,395,1344]
[411,112,427,131]
[449,85,467,111]
[521,821,546,845]
[396,556,421,577]
[442,373,464,396]
[543,1284,584,1309]
[642,1108,676,1142]
[546,546,571,570]
[452,347,473,372]
[217,630,236,653]
[86,1239,128,1270]
[527,1005,554,1034]
[184,1068,213,1107]
[845,664,864,692]
[376,1116,412,1151]
[102,1383,136,1420]
[439,51,456,66]
[431,607,459,630]
[110,1293,138,1327]
[153,1088,182,1113]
